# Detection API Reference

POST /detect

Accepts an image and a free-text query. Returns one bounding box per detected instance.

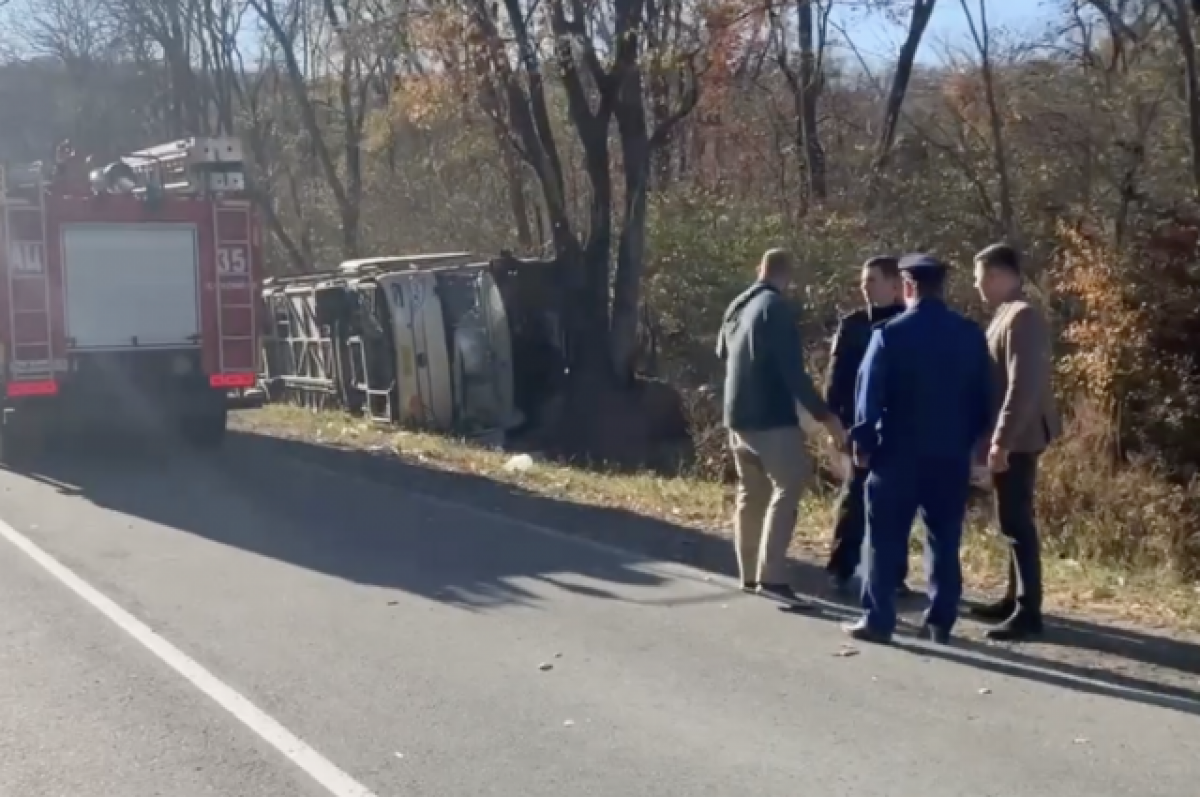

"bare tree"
[1161,0,1200,200]
[960,0,1014,237]
[244,0,390,258]
[466,0,699,390]
[235,62,313,272]
[16,0,127,151]
[867,0,936,199]
[770,0,832,203]
[104,0,209,135]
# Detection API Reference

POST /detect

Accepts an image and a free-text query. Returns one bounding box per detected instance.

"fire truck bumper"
[3,371,228,444]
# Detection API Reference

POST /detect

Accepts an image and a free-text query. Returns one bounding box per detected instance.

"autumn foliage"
[1055,215,1200,472]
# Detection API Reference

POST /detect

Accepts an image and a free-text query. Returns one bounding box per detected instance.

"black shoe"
[984,612,1044,642]
[970,599,1016,621]
[895,582,916,599]
[757,582,810,607]
[841,617,892,645]
[918,624,951,645]
[741,581,758,594]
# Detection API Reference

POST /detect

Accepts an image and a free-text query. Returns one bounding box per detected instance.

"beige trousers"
[729,426,811,586]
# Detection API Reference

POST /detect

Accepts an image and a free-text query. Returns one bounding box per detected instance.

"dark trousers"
[993,451,1043,617]
[827,466,909,585]
[863,457,970,636]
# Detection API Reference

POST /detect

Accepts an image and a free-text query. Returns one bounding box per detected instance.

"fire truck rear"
[0,137,261,458]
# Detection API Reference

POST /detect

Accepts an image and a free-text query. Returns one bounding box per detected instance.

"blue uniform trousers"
[861,456,971,636]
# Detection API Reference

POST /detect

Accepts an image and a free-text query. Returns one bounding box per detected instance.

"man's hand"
[987,443,1010,473]
[824,416,848,452]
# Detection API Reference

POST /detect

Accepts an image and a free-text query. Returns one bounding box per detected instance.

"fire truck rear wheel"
[181,405,228,449]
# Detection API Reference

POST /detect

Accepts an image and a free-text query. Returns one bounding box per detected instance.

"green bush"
[644,188,877,384]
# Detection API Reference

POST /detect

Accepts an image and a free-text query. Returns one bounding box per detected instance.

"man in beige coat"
[971,244,1061,641]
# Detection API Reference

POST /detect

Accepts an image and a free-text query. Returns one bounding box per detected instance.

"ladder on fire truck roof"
[122,137,246,195]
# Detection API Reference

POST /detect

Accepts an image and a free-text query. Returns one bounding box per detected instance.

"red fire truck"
[0,137,262,458]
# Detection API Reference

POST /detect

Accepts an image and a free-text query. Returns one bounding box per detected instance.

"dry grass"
[234,403,1200,631]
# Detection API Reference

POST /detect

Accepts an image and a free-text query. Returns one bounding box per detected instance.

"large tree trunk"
[572,125,616,384]
[612,64,652,386]
[470,0,693,465]
[1166,0,1200,201]
[771,0,827,205]
[795,0,826,200]
[501,143,535,250]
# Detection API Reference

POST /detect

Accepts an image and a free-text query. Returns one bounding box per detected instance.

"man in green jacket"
[717,248,846,607]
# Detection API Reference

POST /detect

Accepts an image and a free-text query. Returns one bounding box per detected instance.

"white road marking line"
[0,517,379,797]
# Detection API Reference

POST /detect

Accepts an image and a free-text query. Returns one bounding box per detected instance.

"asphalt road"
[0,431,1197,797]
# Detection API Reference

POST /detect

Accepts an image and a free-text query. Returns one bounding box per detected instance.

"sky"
[829,0,1059,66]
[0,0,1059,67]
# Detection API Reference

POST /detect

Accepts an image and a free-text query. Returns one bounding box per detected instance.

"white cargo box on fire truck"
[0,137,262,457]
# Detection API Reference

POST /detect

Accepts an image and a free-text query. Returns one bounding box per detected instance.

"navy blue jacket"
[717,282,830,431]
[825,303,906,427]
[851,299,993,463]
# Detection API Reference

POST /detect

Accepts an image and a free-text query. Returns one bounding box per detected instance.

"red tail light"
[6,380,58,398]
[209,372,256,389]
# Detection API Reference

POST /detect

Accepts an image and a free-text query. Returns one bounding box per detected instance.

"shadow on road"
[7,430,679,612]
[896,633,1200,716]
[7,426,1200,717]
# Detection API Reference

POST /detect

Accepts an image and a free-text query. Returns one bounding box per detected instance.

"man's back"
[873,300,992,462]
[718,250,838,605]
[718,283,826,431]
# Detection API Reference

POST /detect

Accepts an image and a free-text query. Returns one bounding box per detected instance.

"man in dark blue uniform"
[842,254,993,645]
[824,256,910,594]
